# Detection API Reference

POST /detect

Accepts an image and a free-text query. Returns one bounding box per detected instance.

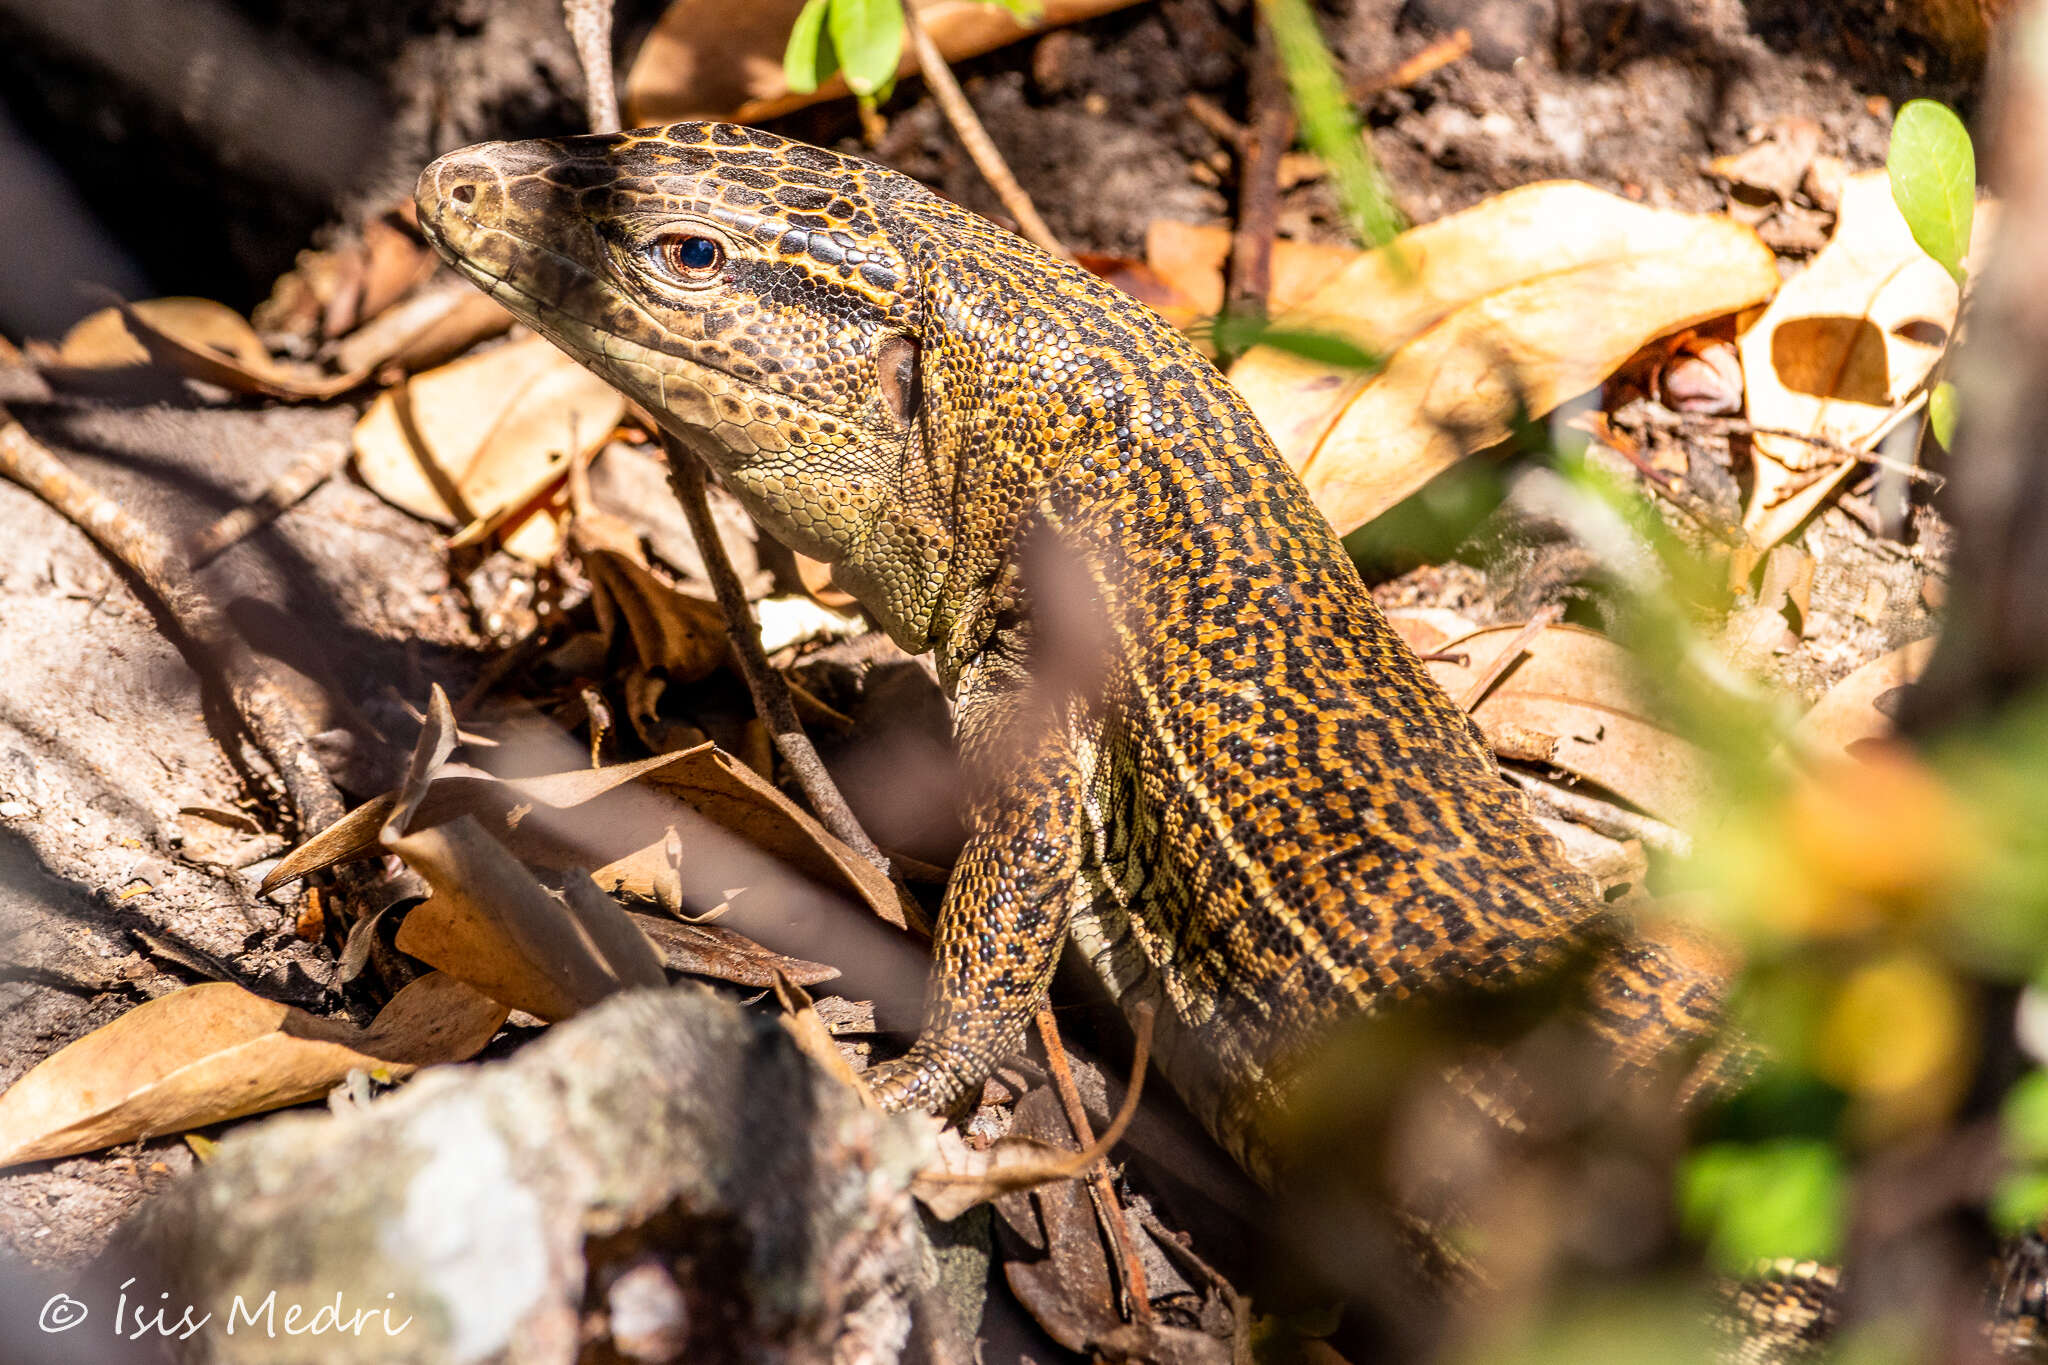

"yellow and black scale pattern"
[414,121,1724,1182]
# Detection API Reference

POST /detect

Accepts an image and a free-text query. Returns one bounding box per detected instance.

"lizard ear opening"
[876,334,922,429]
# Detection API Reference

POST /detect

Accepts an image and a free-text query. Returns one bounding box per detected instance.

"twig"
[186,438,351,568]
[1133,1207,1254,1365]
[1501,767,1692,857]
[902,0,1070,260]
[0,411,343,836]
[1639,403,1945,490]
[1456,605,1562,711]
[562,0,620,134]
[1580,410,1745,545]
[1350,28,1471,99]
[1035,1005,1154,1324]
[658,438,896,877]
[1222,24,1295,351]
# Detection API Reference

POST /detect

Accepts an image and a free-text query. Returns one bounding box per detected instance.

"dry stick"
[659,439,897,875]
[1349,27,1471,99]
[186,438,351,568]
[1132,1207,1254,1365]
[1222,24,1294,356]
[1034,1005,1155,1324]
[562,0,621,135]
[902,1,1070,260]
[1501,766,1692,857]
[0,412,344,836]
[558,4,897,883]
[1456,603,1563,711]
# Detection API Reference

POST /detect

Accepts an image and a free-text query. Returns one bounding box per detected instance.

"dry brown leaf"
[109,299,382,401]
[630,912,840,987]
[626,0,1147,125]
[572,506,729,684]
[1423,623,1713,826]
[773,972,871,1097]
[262,744,918,931]
[354,334,625,562]
[1739,171,1996,551]
[390,823,665,1023]
[1227,183,1777,536]
[1140,221,1362,324]
[913,1008,1151,1220]
[1790,636,1939,762]
[325,274,513,379]
[36,298,363,400]
[0,973,506,1170]
[1709,118,1823,204]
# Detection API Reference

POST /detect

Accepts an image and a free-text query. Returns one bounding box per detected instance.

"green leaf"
[1203,310,1382,372]
[1927,379,1959,450]
[1888,99,1976,286]
[2003,1069,2048,1164]
[783,0,837,94]
[1677,1138,1847,1275]
[826,0,905,99]
[1992,1167,2048,1237]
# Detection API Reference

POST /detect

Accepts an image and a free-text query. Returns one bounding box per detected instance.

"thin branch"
[0,410,343,836]
[902,1,1070,260]
[1035,1005,1154,1324]
[186,438,350,568]
[562,0,621,134]
[1501,766,1692,857]
[1457,604,1562,712]
[1221,23,1294,364]
[657,437,897,877]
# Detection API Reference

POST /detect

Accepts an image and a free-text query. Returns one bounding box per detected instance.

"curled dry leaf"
[571,504,730,684]
[390,824,666,1022]
[0,973,506,1170]
[1227,182,1779,535]
[1422,622,1714,828]
[913,1005,1151,1220]
[262,743,917,930]
[626,0,1148,125]
[1739,170,1996,552]
[354,334,626,563]
[630,911,840,987]
[1789,636,1938,762]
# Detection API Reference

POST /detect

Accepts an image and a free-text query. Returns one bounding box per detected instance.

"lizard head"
[416,123,951,648]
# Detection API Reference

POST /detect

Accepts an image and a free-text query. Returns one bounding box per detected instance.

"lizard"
[411,121,1725,1189]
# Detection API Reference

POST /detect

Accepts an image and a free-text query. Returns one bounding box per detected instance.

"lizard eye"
[653,234,724,282]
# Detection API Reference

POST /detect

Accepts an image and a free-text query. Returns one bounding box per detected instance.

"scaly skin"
[414,122,1721,1184]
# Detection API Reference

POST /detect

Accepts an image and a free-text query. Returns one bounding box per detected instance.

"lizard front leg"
[865,643,1093,1116]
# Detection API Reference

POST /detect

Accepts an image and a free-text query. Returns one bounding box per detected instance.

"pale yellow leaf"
[1739,171,1996,552]
[1227,183,1778,534]
[353,335,625,563]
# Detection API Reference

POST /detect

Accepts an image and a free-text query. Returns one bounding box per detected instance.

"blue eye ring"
[656,234,724,280]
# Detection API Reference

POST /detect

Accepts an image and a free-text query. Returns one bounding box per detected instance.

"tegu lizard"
[415,122,1718,1184]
